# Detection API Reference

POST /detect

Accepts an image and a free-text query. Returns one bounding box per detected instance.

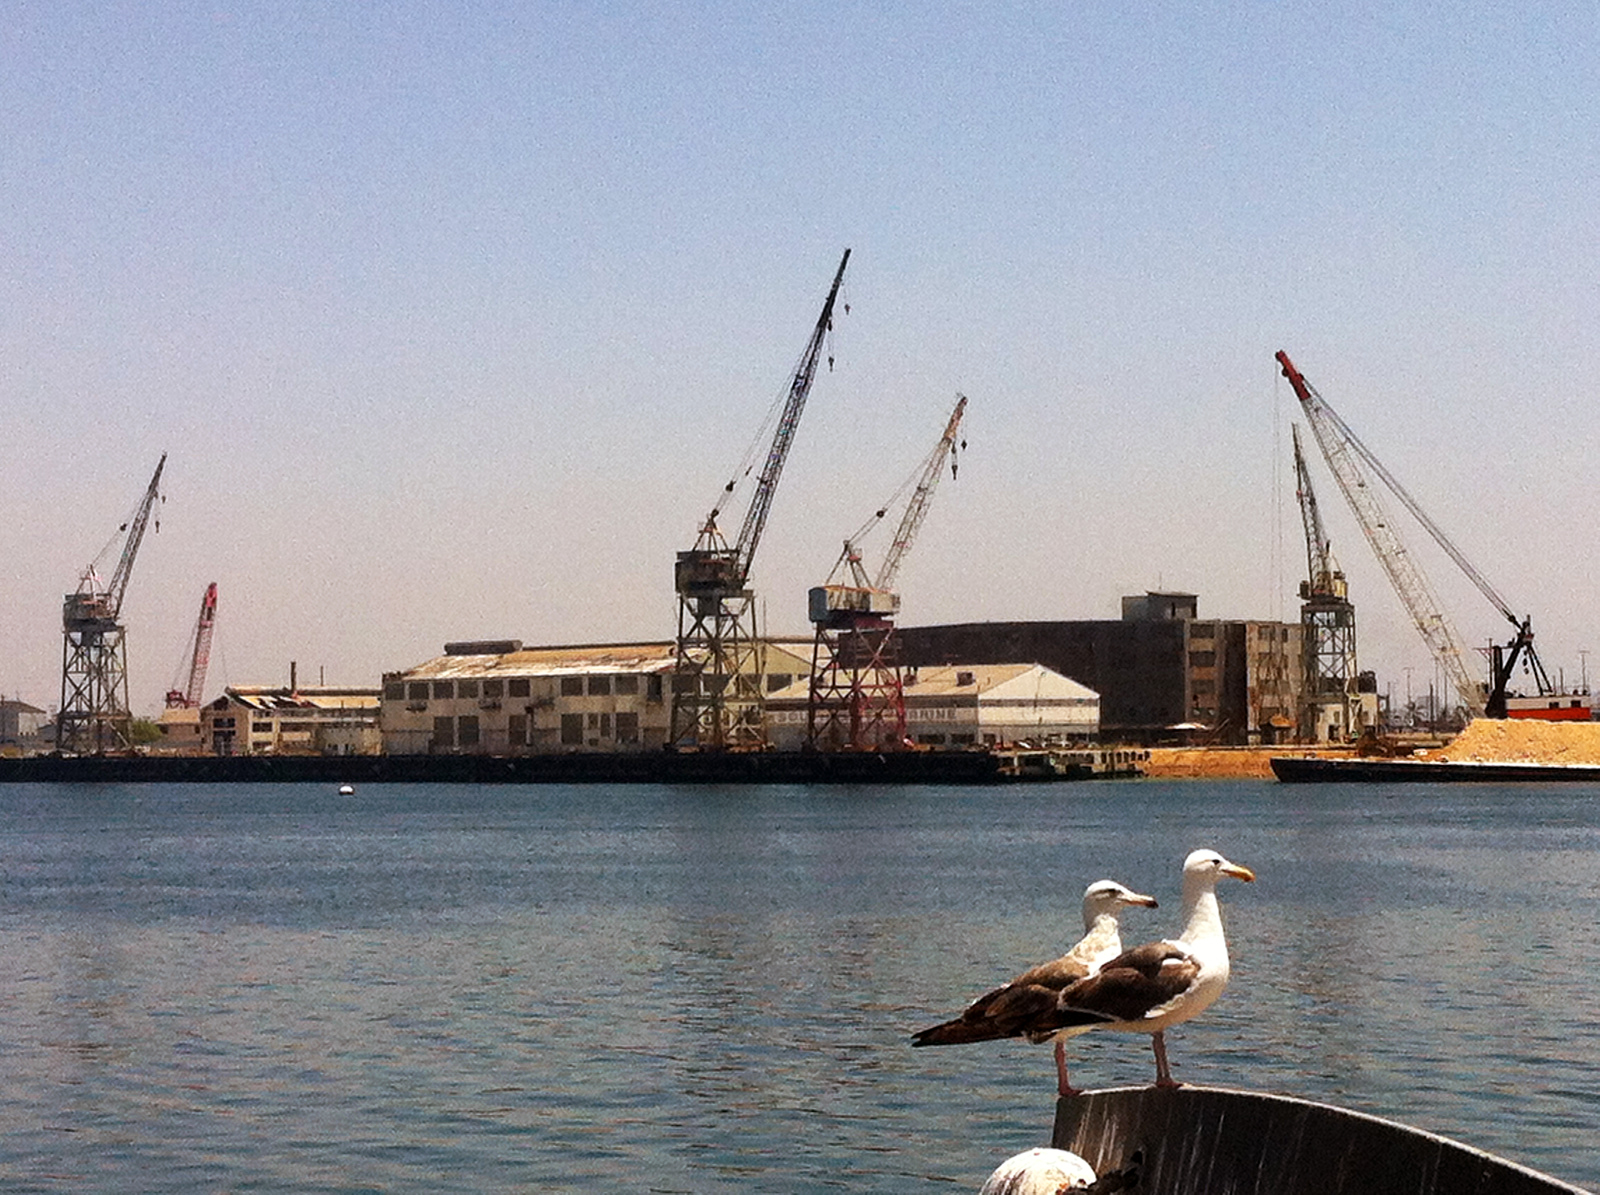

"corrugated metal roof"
[392,642,678,682]
[221,687,381,711]
[388,638,818,683]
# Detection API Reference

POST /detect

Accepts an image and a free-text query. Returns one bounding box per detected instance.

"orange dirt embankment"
[1418,718,1600,764]
[1145,746,1351,779]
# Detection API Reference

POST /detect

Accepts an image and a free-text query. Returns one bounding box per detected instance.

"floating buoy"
[979,1147,1096,1194]
[338,784,354,796]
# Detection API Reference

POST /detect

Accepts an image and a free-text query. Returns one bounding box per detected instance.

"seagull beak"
[1127,892,1159,907]
[1221,862,1257,882]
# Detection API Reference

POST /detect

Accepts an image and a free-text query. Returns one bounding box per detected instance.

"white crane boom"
[1277,352,1484,717]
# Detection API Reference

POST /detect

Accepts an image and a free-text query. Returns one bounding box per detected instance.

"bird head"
[1182,848,1257,888]
[1081,879,1159,925]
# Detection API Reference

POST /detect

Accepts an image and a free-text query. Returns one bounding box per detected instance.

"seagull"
[911,880,1159,1095]
[1043,848,1255,1089]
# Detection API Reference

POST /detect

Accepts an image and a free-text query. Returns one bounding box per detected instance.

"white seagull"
[911,879,1159,1095]
[1044,848,1255,1089]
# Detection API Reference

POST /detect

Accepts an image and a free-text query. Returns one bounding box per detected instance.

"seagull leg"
[1054,1039,1082,1098]
[1152,1031,1179,1089]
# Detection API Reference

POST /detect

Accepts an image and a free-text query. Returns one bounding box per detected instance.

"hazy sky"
[4,2,1597,714]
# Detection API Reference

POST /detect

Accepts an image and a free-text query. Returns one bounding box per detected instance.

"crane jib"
[1276,351,1547,716]
[728,249,850,586]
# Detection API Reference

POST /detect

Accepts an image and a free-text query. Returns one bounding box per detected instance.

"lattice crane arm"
[1276,353,1485,716]
[168,582,218,708]
[106,453,167,618]
[875,394,966,591]
[723,249,850,583]
[1291,423,1337,592]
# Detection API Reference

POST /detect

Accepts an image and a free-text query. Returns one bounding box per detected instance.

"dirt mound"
[1146,747,1330,779]
[1427,718,1600,764]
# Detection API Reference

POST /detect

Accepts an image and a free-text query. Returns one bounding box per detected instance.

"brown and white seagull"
[1043,848,1255,1089]
[910,879,1158,1095]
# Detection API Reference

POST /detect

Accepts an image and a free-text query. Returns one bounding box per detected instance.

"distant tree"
[128,718,163,746]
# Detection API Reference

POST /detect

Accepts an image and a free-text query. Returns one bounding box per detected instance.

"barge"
[1270,754,1600,783]
[0,748,1015,785]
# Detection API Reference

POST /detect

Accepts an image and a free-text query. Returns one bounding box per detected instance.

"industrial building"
[0,699,46,751]
[200,686,382,756]
[381,640,813,755]
[153,705,202,753]
[897,592,1305,745]
[765,663,1099,751]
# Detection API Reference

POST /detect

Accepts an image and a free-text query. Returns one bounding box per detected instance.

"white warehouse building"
[765,662,1100,751]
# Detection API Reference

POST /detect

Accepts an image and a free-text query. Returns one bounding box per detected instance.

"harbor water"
[0,779,1594,1192]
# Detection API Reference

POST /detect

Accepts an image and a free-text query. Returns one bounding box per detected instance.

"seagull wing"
[1047,941,1201,1027]
[911,955,1096,1046]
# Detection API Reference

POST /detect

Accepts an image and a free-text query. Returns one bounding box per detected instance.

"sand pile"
[1427,718,1600,764]
[1146,747,1316,779]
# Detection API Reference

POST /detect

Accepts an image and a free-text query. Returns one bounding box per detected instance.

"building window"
[384,682,404,700]
[560,677,584,697]
[433,681,455,700]
[647,675,664,703]
[560,713,584,744]
[599,712,612,738]
[587,676,611,696]
[458,715,480,747]
[767,673,792,692]
[508,713,527,745]
[616,711,639,743]
[509,678,530,698]
[484,680,504,698]
[1189,651,1216,668]
[408,683,429,701]
[613,675,639,696]
[433,716,455,749]
[458,680,479,699]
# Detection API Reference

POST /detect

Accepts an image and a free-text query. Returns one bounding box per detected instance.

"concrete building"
[381,639,814,755]
[765,663,1099,751]
[201,686,382,756]
[898,592,1305,745]
[0,699,46,752]
[153,705,202,754]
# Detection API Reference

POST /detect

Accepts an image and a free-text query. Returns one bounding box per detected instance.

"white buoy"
[979,1147,1096,1194]
[338,784,354,796]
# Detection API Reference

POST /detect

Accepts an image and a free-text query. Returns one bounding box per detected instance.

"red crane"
[807,395,966,750]
[166,582,219,709]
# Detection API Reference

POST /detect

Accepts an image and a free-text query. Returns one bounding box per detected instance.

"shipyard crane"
[670,249,850,750]
[1277,352,1550,719]
[1291,423,1361,740]
[165,582,218,709]
[58,453,167,754]
[807,395,966,750]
